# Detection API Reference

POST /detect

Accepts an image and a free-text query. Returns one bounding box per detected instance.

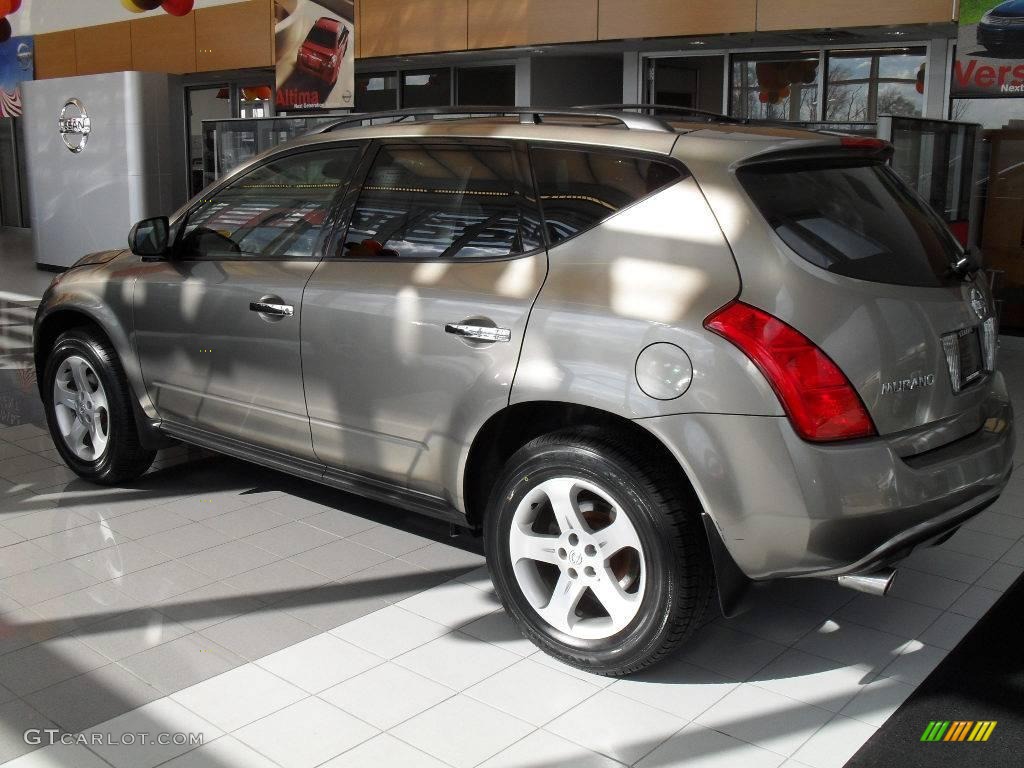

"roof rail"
[579,103,749,124]
[312,106,673,134]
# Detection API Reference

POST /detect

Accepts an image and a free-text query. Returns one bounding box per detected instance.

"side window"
[179,146,360,261]
[531,147,686,245]
[342,143,542,260]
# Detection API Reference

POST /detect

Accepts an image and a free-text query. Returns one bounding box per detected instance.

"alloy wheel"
[508,476,647,640]
[52,355,110,462]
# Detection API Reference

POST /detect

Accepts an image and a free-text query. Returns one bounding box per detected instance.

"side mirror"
[128,216,170,259]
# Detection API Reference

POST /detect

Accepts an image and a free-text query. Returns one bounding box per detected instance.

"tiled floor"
[0,243,1022,767]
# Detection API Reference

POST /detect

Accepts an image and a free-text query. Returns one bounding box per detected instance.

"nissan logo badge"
[58,98,91,154]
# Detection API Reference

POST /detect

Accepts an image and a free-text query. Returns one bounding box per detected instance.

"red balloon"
[0,0,12,17]
[0,18,10,45]
[161,0,194,16]
[9,0,19,11]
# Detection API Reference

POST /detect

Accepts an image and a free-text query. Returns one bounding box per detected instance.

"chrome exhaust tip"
[837,568,897,597]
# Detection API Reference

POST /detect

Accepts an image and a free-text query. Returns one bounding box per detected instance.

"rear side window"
[738,160,961,287]
[531,147,685,245]
[343,143,542,260]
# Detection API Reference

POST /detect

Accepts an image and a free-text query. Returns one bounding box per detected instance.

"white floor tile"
[480,729,625,768]
[395,630,519,690]
[390,694,534,768]
[2,742,112,768]
[635,722,785,768]
[609,658,738,721]
[975,561,1024,592]
[886,568,968,610]
[321,662,454,730]
[547,689,686,766]
[833,594,941,638]
[84,698,223,768]
[839,676,916,728]
[678,623,786,680]
[460,610,538,656]
[323,733,450,768]
[794,619,908,669]
[917,611,976,650]
[330,605,448,659]
[466,657,600,726]
[234,697,378,768]
[396,579,501,628]
[170,663,306,732]
[791,715,877,768]
[256,633,382,693]
[948,584,1002,619]
[717,600,825,646]
[696,683,832,757]
[159,735,280,768]
[874,640,946,687]
[751,648,873,713]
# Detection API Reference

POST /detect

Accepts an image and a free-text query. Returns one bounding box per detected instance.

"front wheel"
[484,428,713,676]
[42,328,155,484]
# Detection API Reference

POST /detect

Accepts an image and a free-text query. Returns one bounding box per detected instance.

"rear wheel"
[42,329,155,484]
[484,428,713,676]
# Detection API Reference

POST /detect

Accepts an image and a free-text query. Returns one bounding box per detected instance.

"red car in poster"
[296,17,349,86]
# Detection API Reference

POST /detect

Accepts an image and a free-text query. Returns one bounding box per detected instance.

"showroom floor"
[0,234,1023,768]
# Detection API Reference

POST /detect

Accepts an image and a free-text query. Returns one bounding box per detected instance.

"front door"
[301,140,546,504]
[134,144,363,460]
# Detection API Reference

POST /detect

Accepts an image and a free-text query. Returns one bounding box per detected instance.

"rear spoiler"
[733,136,893,169]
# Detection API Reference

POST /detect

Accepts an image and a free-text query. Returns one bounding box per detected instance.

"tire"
[42,328,155,484]
[483,427,714,676]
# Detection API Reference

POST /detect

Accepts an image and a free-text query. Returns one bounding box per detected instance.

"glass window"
[401,68,452,108]
[343,143,541,260]
[737,159,962,287]
[180,147,360,261]
[356,71,399,112]
[457,66,516,107]
[826,48,925,122]
[730,53,820,121]
[531,147,685,245]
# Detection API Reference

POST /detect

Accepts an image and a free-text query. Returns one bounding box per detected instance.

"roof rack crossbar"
[579,103,749,125]
[312,106,673,134]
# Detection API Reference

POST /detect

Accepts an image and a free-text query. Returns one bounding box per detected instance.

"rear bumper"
[642,372,1015,579]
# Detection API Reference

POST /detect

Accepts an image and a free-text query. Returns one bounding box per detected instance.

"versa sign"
[951,0,1024,98]
[954,60,1024,94]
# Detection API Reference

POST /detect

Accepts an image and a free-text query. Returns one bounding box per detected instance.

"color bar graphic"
[920,720,996,742]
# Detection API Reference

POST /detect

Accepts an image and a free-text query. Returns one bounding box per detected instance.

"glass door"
[981,129,1024,332]
[186,85,232,197]
[645,56,725,113]
[0,117,27,228]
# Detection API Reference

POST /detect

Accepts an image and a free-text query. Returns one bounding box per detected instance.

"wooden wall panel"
[75,22,133,76]
[757,0,955,30]
[360,0,469,57]
[195,0,274,72]
[34,30,78,80]
[598,0,756,39]
[468,0,597,48]
[131,13,198,74]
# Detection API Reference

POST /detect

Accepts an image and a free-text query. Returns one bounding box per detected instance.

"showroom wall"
[31,0,960,78]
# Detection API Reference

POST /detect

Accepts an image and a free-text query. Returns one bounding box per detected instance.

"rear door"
[735,154,998,436]
[301,139,546,504]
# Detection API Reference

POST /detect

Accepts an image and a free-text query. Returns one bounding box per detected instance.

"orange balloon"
[0,0,12,17]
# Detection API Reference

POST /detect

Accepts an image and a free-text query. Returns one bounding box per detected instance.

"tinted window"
[531,147,684,244]
[343,144,541,260]
[738,160,961,287]
[180,147,359,260]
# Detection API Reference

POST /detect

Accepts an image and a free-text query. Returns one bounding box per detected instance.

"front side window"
[179,146,360,260]
[730,52,820,121]
[342,143,541,260]
[826,48,926,122]
[531,147,685,245]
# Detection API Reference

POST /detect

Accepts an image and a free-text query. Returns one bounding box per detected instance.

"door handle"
[445,323,511,343]
[250,301,294,317]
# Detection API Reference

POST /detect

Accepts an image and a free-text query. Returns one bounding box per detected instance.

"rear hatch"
[731,143,998,440]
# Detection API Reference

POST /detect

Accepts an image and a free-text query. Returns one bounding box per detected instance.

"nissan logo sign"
[58,98,91,154]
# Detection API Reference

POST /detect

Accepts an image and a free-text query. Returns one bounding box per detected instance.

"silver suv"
[34,107,1016,675]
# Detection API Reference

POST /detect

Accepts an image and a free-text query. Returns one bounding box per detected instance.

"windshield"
[738,159,963,287]
[306,24,338,49]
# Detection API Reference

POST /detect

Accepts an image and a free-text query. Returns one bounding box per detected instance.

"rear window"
[738,160,962,287]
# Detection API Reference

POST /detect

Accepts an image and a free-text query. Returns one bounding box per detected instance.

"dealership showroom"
[2,0,1024,766]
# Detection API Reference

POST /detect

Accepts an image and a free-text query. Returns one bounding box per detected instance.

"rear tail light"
[704,301,876,442]
[839,136,891,151]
